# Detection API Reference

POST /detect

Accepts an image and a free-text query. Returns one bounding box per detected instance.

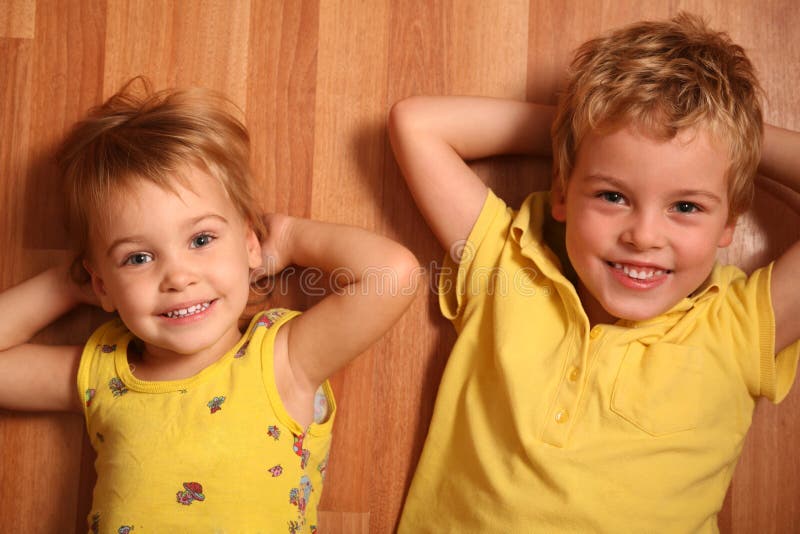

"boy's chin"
[600,299,678,323]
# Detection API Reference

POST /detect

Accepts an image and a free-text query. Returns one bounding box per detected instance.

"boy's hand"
[760,125,800,352]
[388,96,554,252]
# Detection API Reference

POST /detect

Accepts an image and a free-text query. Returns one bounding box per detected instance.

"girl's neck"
[128,328,244,381]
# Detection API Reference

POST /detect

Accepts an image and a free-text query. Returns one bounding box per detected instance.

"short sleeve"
[438,189,514,323]
[718,263,800,402]
[758,265,800,402]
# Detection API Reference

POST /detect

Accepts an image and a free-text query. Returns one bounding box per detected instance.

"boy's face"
[551,124,736,324]
[86,166,262,367]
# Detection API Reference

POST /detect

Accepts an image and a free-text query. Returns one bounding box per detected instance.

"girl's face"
[86,166,262,377]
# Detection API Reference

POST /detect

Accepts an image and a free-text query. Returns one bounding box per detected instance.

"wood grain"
[0,0,35,39]
[0,1,798,532]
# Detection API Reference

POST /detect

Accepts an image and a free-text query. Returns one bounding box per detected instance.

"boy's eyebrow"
[670,189,724,203]
[586,174,627,189]
[104,213,230,257]
[586,174,723,203]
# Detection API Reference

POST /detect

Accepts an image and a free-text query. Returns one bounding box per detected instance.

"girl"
[0,80,418,533]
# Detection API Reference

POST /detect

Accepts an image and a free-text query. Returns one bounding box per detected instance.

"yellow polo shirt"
[399,190,799,533]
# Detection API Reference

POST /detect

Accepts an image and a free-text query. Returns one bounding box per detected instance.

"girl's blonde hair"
[551,13,763,220]
[56,77,264,278]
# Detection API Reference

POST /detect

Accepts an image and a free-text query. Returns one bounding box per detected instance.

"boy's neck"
[577,283,619,326]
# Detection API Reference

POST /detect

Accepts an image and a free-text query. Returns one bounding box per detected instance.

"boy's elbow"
[388,98,410,139]
[388,96,427,137]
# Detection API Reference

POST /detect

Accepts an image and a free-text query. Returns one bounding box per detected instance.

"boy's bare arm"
[388,96,554,251]
[760,124,800,352]
[0,266,86,412]
[262,215,419,422]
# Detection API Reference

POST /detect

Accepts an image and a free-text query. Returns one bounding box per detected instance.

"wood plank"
[0,38,31,282]
[103,0,174,93]
[23,0,106,250]
[104,0,252,106]
[246,0,318,218]
[318,510,370,533]
[312,0,390,522]
[0,0,35,39]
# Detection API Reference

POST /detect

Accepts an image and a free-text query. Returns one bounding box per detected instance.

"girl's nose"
[158,256,198,292]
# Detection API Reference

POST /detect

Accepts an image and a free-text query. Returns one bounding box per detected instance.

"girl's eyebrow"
[105,237,146,258]
[104,214,230,257]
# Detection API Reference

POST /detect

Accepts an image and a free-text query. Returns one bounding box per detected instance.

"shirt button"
[590,326,602,339]
[568,367,580,382]
[555,409,569,424]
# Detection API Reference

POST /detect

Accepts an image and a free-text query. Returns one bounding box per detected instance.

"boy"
[389,13,800,532]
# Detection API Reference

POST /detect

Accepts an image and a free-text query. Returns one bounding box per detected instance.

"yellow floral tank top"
[76,309,335,534]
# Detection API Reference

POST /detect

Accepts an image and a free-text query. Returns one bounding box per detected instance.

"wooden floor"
[1,1,799,532]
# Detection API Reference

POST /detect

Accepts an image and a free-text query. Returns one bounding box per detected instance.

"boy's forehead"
[580,120,730,162]
[574,123,731,188]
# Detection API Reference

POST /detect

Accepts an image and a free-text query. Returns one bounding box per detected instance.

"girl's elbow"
[392,247,422,302]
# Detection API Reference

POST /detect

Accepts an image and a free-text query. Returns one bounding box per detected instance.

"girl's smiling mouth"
[161,300,214,319]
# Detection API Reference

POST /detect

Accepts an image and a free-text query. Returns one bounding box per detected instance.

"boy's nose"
[621,210,666,250]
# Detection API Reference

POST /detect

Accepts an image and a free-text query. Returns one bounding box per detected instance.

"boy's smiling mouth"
[161,301,213,319]
[608,262,672,281]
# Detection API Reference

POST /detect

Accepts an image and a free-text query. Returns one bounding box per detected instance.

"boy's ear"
[717,217,737,248]
[82,259,117,312]
[550,180,567,222]
[246,227,263,270]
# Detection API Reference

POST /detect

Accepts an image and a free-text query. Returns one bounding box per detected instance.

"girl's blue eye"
[674,201,700,213]
[124,253,152,266]
[600,191,624,203]
[191,234,214,248]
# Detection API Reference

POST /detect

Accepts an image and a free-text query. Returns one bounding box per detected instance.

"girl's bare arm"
[0,266,87,412]
[263,215,418,425]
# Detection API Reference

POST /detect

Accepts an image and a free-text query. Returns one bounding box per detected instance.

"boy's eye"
[191,233,215,248]
[674,201,700,213]
[599,191,625,204]
[124,253,152,266]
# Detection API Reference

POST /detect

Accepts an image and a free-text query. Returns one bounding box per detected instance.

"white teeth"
[164,302,211,318]
[612,263,665,280]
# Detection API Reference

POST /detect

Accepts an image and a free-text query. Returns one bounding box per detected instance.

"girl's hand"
[69,260,101,307]
[259,213,293,276]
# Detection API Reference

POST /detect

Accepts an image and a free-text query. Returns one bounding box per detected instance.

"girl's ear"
[550,180,567,222]
[82,259,117,312]
[246,227,263,270]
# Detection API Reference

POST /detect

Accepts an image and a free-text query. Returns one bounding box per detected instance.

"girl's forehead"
[83,165,250,256]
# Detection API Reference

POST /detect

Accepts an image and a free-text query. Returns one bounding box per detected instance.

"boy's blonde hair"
[551,12,763,220]
[56,77,264,276]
